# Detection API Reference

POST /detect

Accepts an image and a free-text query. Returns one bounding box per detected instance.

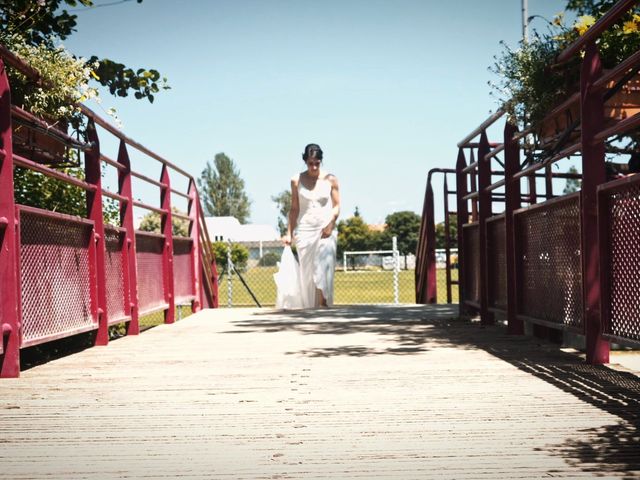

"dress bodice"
[297,175,333,230]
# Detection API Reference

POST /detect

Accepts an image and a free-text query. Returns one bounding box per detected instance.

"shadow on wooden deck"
[229,304,640,477]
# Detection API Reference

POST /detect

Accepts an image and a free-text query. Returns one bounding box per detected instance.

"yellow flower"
[623,20,639,34]
[574,14,596,35]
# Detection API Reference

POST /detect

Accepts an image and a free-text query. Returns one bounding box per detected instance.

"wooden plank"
[0,305,639,479]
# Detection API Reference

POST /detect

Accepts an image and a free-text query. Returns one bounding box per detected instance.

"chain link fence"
[216,239,458,307]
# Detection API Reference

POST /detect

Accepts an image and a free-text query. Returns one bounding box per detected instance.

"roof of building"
[204,216,280,242]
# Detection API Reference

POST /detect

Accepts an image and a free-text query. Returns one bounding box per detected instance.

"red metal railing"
[416,0,640,364]
[0,44,219,378]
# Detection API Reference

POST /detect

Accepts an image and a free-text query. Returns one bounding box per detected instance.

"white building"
[204,216,280,242]
[204,217,283,267]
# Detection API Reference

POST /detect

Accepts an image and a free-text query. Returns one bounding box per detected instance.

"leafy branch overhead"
[0,0,169,105]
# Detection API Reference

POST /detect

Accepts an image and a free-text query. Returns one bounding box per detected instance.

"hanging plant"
[489,5,640,153]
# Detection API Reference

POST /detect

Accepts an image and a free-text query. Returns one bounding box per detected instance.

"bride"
[282,143,340,307]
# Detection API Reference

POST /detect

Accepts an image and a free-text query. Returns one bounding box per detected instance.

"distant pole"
[227,238,232,308]
[522,0,529,42]
[392,236,399,305]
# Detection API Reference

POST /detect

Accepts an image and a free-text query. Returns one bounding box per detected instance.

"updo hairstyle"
[302,143,323,162]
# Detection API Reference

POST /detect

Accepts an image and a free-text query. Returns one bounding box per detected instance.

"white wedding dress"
[295,175,337,307]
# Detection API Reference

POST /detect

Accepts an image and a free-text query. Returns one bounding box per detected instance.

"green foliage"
[490,1,640,131]
[14,165,119,225]
[3,34,99,129]
[435,213,458,249]
[490,34,574,129]
[368,228,392,251]
[211,241,249,272]
[258,251,280,267]
[138,207,189,237]
[198,153,251,223]
[384,211,421,256]
[337,209,421,259]
[0,0,91,47]
[13,165,86,216]
[337,214,372,256]
[565,0,616,16]
[271,189,291,236]
[88,57,169,104]
[0,0,168,107]
[2,0,167,224]
[563,166,582,194]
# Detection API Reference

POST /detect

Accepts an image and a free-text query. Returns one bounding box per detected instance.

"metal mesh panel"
[462,223,480,304]
[104,227,127,324]
[173,237,194,304]
[487,216,507,310]
[19,209,96,346]
[605,184,640,341]
[516,196,582,329]
[135,232,166,315]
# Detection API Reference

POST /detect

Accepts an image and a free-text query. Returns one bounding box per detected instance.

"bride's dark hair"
[302,143,323,161]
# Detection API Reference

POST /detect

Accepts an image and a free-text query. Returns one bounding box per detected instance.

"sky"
[63,0,570,227]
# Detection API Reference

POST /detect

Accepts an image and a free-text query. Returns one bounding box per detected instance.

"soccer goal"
[341,236,400,304]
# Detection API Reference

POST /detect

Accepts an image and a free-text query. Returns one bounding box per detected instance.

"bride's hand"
[282,234,292,245]
[321,223,333,238]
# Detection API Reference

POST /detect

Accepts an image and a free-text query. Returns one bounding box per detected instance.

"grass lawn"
[220,267,458,307]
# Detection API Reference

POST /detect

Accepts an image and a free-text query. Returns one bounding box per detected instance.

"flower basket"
[12,117,69,167]
[538,73,640,145]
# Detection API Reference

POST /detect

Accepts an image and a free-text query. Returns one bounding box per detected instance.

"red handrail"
[556,0,640,63]
[0,41,219,378]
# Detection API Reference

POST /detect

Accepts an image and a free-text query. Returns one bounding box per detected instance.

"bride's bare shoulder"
[324,173,339,187]
[291,173,303,185]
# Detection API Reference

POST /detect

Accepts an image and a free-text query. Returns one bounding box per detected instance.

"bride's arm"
[284,176,299,245]
[321,175,340,237]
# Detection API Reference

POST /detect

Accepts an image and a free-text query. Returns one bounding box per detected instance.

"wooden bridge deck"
[1,305,640,479]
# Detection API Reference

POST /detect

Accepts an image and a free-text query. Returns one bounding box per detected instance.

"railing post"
[0,58,21,377]
[160,165,176,323]
[544,165,553,200]
[416,177,429,303]
[117,140,139,335]
[196,196,218,308]
[478,131,494,325]
[210,256,219,308]
[443,175,452,304]
[504,122,523,335]
[425,174,437,303]
[85,120,109,345]
[456,148,468,316]
[188,179,202,312]
[580,41,609,364]
[469,150,478,221]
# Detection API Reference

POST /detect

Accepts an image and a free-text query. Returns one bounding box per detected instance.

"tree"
[198,153,251,223]
[384,211,421,256]
[563,166,582,194]
[211,241,249,272]
[271,190,291,236]
[138,207,189,237]
[337,214,372,258]
[435,214,458,249]
[0,0,169,104]
[369,228,392,251]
